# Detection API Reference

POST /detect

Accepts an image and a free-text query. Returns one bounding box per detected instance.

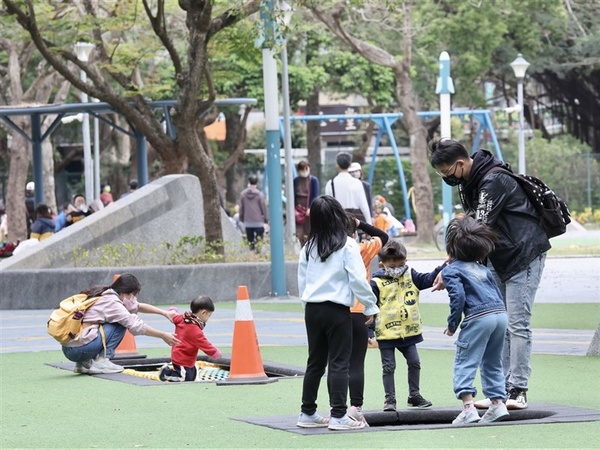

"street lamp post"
[259,0,286,296]
[510,53,530,175]
[93,98,101,199]
[279,1,295,247]
[75,42,95,203]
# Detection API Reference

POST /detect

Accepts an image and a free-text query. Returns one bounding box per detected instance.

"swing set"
[280,109,502,220]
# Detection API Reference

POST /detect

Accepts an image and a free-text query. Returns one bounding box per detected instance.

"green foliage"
[321,49,396,108]
[499,132,600,212]
[69,233,304,267]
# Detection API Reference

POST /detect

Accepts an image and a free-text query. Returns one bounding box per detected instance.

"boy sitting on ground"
[160,296,222,382]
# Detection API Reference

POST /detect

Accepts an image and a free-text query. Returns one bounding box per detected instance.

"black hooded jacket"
[458,149,551,282]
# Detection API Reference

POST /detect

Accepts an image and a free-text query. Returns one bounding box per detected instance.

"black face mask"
[442,175,462,186]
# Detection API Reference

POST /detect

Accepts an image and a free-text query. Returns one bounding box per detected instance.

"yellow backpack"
[47,294,100,344]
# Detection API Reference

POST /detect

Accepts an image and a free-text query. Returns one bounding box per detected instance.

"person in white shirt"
[296,195,380,431]
[325,152,372,224]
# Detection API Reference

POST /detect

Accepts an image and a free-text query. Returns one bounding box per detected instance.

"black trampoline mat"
[234,403,600,434]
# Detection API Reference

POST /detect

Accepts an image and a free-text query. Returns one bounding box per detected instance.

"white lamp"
[510,53,530,174]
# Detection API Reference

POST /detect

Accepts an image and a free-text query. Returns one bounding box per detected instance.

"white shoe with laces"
[452,406,480,425]
[74,359,100,375]
[347,406,369,427]
[296,412,329,428]
[89,357,124,374]
[479,401,509,424]
[328,414,366,430]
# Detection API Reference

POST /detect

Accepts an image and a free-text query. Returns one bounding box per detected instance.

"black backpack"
[488,168,571,238]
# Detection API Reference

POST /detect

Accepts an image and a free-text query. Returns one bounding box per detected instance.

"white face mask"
[298,170,309,178]
[78,204,88,213]
[349,171,360,179]
[384,265,408,278]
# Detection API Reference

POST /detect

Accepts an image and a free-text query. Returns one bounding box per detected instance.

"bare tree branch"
[208,0,261,39]
[142,0,183,75]
[310,2,400,69]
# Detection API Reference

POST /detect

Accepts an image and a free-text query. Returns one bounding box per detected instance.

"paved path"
[1,257,598,356]
[0,302,595,357]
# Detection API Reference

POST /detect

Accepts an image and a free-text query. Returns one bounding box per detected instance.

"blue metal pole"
[260,0,286,296]
[384,116,411,220]
[367,124,384,185]
[31,113,44,205]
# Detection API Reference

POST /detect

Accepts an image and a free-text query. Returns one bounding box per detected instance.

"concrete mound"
[0,174,241,271]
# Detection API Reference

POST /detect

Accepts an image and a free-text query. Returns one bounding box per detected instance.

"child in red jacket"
[160,296,222,382]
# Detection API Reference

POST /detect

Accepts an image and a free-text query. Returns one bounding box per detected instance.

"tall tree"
[306,0,435,242]
[2,0,261,251]
[0,24,67,241]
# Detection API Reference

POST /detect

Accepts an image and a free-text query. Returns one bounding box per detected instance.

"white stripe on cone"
[235,300,254,321]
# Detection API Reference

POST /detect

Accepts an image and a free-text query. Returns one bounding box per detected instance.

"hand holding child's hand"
[443,328,454,337]
[364,315,374,326]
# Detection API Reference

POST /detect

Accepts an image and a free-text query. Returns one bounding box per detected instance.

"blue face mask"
[384,265,408,278]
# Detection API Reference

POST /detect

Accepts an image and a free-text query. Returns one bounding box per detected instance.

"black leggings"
[301,301,352,419]
[349,313,369,408]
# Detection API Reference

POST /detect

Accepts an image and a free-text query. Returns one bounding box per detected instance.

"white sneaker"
[90,358,124,374]
[474,398,492,409]
[479,401,509,424]
[296,412,329,428]
[328,414,366,430]
[75,359,102,375]
[452,406,480,425]
[347,406,369,427]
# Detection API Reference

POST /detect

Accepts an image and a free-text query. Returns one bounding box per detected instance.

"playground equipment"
[280,109,502,220]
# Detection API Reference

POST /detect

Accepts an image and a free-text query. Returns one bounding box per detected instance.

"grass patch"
[1,347,599,448]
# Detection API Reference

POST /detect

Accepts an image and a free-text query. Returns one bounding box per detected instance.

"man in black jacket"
[429,139,550,411]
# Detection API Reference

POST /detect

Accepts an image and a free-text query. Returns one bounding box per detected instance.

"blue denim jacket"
[441,259,505,333]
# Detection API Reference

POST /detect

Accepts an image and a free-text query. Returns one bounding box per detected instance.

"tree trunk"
[218,106,249,205]
[174,122,224,250]
[394,66,435,243]
[6,122,30,241]
[306,89,322,185]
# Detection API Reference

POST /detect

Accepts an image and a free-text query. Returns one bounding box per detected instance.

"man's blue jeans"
[62,323,127,362]
[489,252,546,391]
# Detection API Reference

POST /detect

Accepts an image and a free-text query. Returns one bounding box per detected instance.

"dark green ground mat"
[234,403,600,434]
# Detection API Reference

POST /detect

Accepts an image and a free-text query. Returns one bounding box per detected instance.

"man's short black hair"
[129,180,138,190]
[248,175,258,185]
[336,152,353,170]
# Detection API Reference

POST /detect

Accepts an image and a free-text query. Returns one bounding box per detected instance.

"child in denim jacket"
[442,215,509,425]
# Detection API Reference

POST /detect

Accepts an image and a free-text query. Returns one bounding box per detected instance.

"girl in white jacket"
[296,195,380,431]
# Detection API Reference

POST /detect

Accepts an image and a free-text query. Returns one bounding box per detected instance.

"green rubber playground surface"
[2,345,599,448]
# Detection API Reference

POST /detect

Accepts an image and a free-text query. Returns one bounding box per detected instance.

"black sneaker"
[506,389,527,410]
[383,401,397,412]
[407,394,432,408]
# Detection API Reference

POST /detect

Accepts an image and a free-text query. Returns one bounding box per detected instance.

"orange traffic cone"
[217,286,277,385]
[111,274,146,360]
